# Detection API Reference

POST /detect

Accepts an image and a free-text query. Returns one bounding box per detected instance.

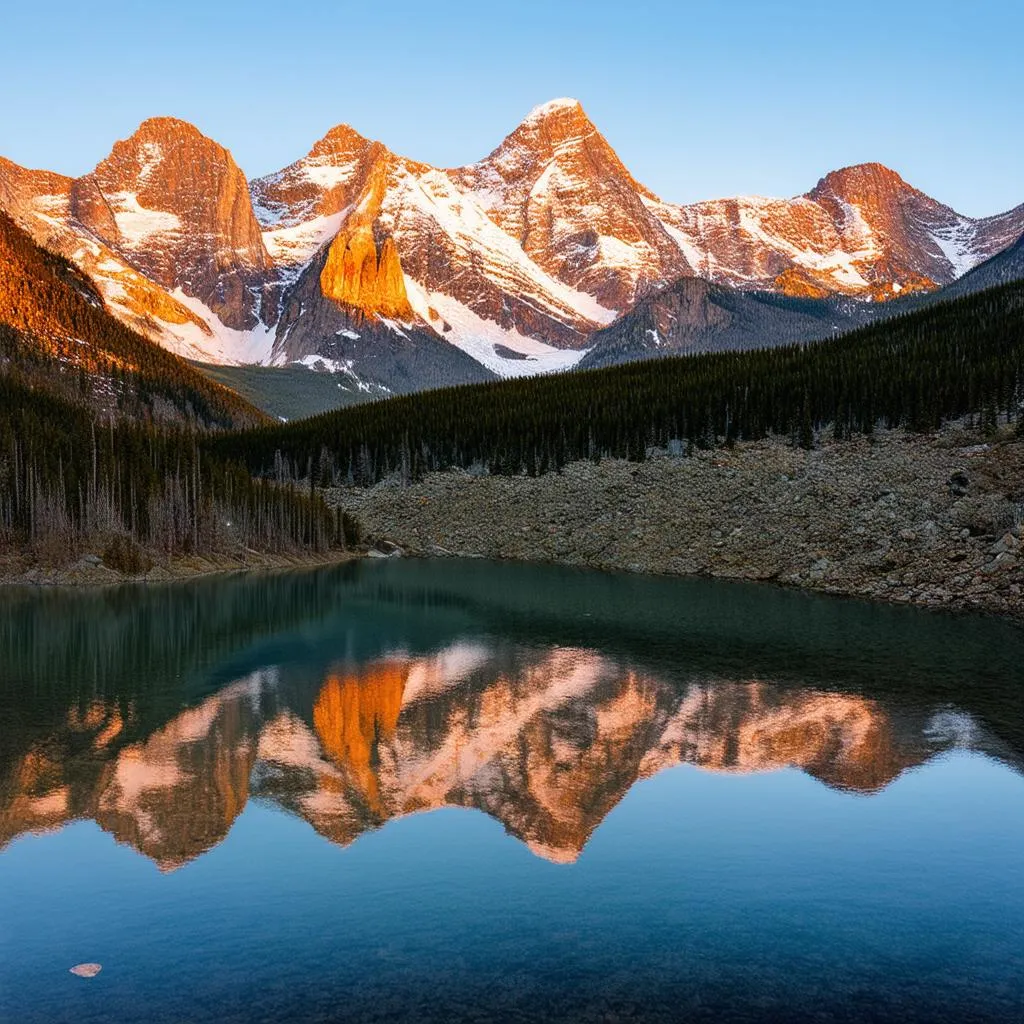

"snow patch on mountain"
[524,97,582,122]
[302,162,360,190]
[735,198,873,289]
[405,277,589,377]
[930,218,981,278]
[290,354,392,395]
[382,163,616,326]
[136,141,165,182]
[261,211,347,266]
[107,192,181,246]
[151,290,276,365]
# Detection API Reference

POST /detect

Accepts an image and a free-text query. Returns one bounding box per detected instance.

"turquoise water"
[1,560,1022,1022]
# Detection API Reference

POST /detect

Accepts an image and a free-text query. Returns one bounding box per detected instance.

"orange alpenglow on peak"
[512,97,596,144]
[320,225,413,320]
[311,123,376,154]
[129,115,207,139]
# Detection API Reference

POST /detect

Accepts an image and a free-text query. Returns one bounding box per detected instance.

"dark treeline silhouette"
[0,370,346,564]
[209,280,1024,487]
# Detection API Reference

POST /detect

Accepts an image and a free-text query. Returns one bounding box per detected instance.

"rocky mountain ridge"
[1,101,1022,392]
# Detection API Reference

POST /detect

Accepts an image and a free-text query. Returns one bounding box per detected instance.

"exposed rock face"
[71,117,273,330]
[451,98,692,310]
[579,276,877,368]
[320,226,412,319]
[251,120,607,358]
[0,156,73,246]
[271,242,497,393]
[650,164,1024,299]
[251,125,387,271]
[0,155,214,348]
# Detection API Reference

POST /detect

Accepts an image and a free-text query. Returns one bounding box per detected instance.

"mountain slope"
[0,211,263,428]
[649,164,1024,300]
[450,98,692,310]
[213,278,1024,485]
[73,118,274,330]
[250,118,616,371]
[579,277,876,368]
[0,153,233,362]
[937,231,1024,300]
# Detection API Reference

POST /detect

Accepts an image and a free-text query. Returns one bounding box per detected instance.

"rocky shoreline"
[335,425,1024,621]
[0,549,357,588]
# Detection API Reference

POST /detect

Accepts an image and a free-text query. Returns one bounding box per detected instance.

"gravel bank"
[335,426,1024,620]
[0,549,356,588]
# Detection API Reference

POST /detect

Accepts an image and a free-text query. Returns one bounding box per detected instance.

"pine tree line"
[0,374,346,563]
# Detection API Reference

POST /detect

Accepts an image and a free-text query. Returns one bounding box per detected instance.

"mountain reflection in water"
[2,636,1017,870]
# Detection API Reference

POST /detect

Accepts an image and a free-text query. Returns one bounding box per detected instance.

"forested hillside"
[210,281,1024,486]
[0,211,262,430]
[0,214,352,565]
[0,374,348,566]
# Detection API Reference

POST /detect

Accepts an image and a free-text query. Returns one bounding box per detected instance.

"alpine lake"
[2,559,1022,1023]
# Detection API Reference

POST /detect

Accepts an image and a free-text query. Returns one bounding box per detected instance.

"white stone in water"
[70,963,102,978]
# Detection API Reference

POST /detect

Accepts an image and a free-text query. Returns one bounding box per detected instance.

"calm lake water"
[1,559,1023,1023]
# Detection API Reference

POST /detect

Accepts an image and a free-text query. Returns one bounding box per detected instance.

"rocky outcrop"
[578,275,877,368]
[0,154,215,348]
[650,164,1024,300]
[451,98,692,310]
[252,121,605,354]
[269,244,497,393]
[336,425,1024,620]
[320,226,412,320]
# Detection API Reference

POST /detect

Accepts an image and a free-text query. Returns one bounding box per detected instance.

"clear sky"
[1,0,1021,216]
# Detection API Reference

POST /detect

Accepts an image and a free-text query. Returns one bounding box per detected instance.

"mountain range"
[2,99,1022,396]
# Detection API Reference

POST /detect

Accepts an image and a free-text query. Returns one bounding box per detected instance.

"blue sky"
[1,0,1021,215]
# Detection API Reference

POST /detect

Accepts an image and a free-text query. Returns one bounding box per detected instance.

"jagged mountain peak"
[69,113,273,335]
[480,96,614,167]
[449,98,684,311]
[518,96,588,132]
[307,122,380,159]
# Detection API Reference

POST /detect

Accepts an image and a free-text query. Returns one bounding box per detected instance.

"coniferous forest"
[0,372,345,564]
[210,280,1024,487]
